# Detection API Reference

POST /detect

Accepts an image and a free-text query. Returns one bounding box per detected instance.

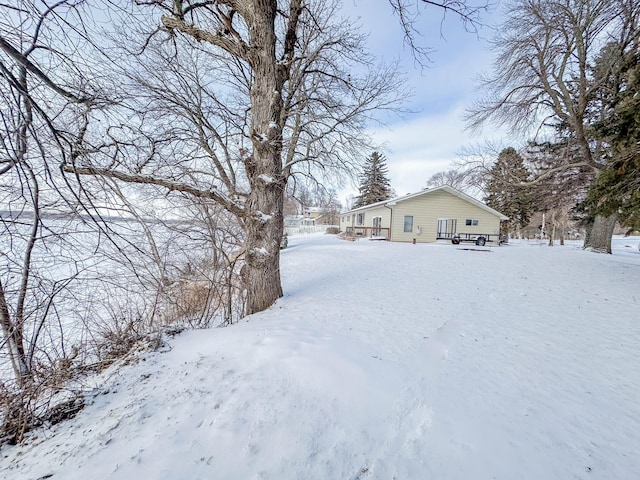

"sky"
[338,1,508,203]
[3,233,639,479]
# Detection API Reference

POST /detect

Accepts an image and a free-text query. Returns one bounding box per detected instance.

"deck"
[343,226,390,241]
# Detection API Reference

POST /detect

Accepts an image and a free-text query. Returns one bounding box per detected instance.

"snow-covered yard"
[1,234,639,479]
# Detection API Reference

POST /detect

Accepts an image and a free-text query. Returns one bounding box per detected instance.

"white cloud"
[337,2,512,205]
[370,104,469,195]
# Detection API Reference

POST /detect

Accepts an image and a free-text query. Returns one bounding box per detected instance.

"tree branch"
[0,35,92,104]
[62,164,245,218]
[160,15,253,64]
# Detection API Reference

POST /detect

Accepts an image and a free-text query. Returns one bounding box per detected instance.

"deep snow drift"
[1,234,639,479]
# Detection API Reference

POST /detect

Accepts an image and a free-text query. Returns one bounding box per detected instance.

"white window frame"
[403,215,414,233]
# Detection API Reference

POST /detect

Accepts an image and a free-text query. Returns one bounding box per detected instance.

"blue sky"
[339,1,507,203]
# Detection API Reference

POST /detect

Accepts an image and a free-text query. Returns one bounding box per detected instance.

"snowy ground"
[1,234,639,480]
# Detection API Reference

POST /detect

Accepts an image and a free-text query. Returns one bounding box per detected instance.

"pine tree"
[525,139,592,245]
[583,43,640,233]
[354,152,392,208]
[484,148,535,235]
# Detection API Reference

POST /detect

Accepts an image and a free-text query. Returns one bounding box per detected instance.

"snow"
[2,235,640,479]
[256,174,275,185]
[255,210,273,222]
[250,246,270,256]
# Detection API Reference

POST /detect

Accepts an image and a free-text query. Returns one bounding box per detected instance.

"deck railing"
[345,226,390,240]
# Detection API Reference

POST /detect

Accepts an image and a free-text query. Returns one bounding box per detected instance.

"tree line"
[465,0,640,252]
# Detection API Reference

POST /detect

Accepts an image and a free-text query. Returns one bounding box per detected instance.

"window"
[403,215,414,233]
[466,219,479,226]
[356,213,365,225]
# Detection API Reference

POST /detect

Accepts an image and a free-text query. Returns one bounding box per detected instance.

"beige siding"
[390,190,501,243]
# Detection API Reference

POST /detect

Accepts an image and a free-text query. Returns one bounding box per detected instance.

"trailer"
[447,233,502,246]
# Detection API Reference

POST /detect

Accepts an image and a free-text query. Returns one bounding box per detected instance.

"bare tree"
[0,0,98,388]
[425,169,470,190]
[466,0,639,253]
[64,0,408,315]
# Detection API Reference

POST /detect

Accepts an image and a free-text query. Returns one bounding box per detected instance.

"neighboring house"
[302,207,323,226]
[286,207,340,227]
[339,185,508,243]
[312,211,340,226]
[284,207,324,228]
[284,214,305,229]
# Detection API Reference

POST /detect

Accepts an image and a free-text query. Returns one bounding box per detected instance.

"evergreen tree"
[484,148,535,235]
[354,152,392,208]
[525,139,592,245]
[583,43,640,232]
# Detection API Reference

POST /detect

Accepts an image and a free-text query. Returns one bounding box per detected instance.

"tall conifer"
[484,148,534,234]
[354,152,392,208]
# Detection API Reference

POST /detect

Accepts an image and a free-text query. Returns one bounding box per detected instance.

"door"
[437,218,457,238]
[372,216,382,236]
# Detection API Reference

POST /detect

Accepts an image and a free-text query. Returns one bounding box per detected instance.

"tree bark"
[0,279,29,385]
[243,1,285,314]
[583,214,617,254]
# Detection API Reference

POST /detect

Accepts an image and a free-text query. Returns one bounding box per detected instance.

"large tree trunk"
[583,214,617,254]
[243,1,285,315]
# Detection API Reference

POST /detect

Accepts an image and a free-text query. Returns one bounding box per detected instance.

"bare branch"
[0,35,91,104]
[160,15,253,63]
[62,164,246,218]
[389,0,493,66]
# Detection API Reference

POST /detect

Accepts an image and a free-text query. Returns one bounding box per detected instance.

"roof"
[303,207,323,213]
[342,185,509,220]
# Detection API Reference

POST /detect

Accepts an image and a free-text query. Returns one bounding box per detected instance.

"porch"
[344,226,390,241]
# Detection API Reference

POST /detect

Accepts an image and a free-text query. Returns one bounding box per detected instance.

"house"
[285,206,340,229]
[301,207,324,225]
[284,207,323,229]
[339,185,508,243]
